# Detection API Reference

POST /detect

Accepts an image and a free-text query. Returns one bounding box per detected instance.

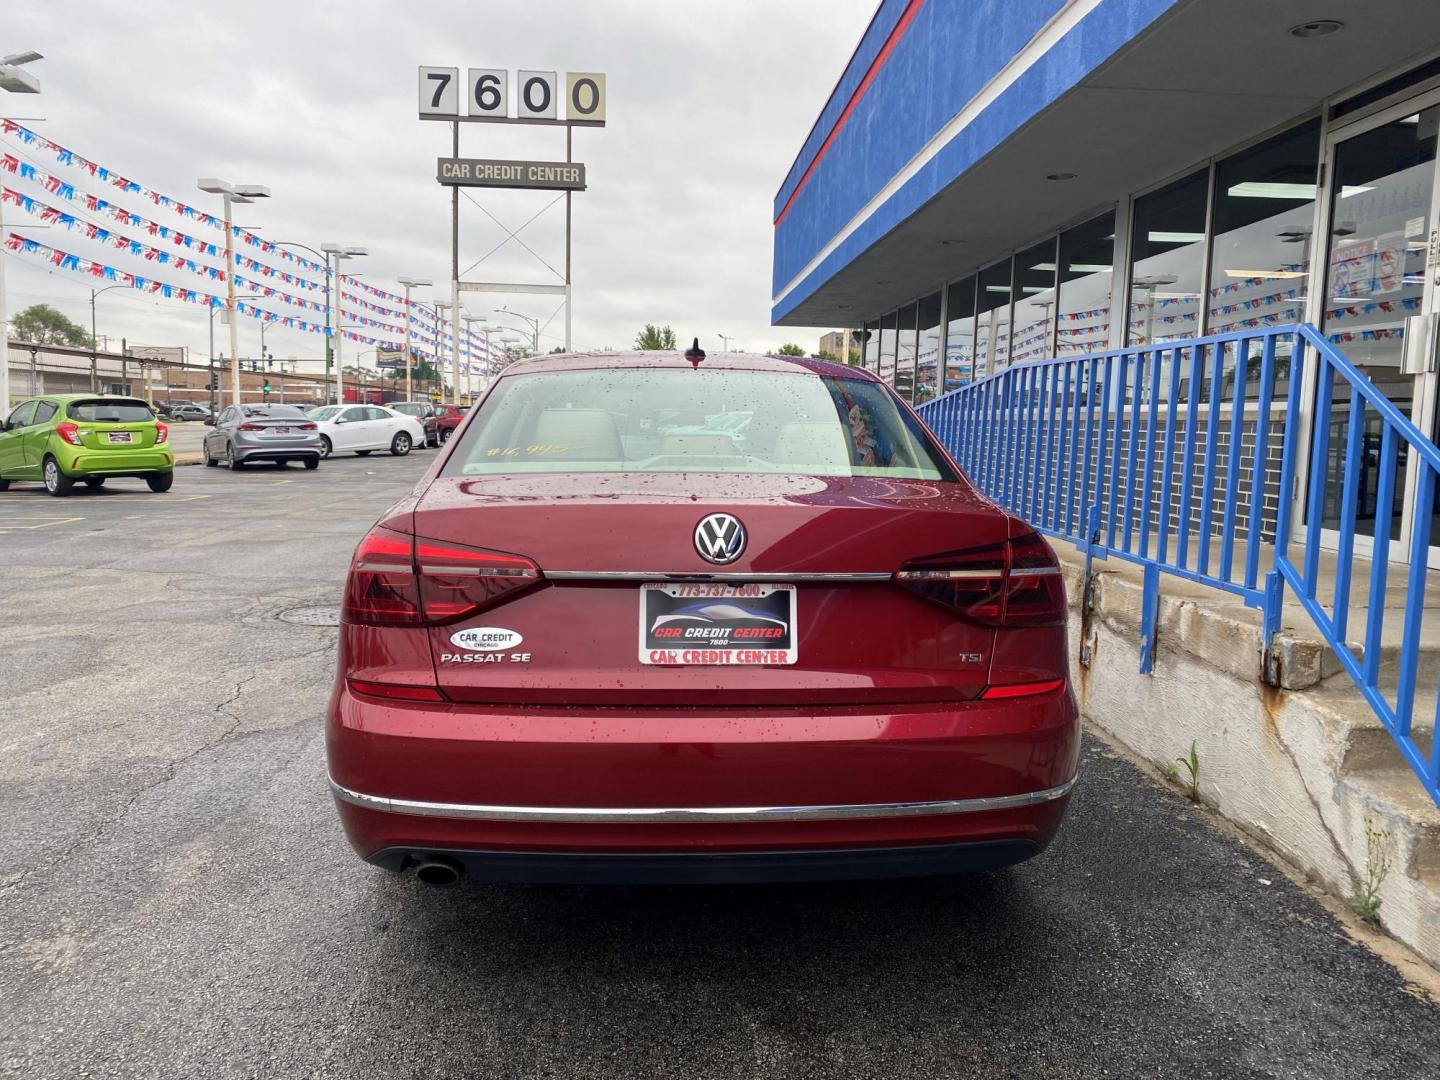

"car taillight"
[415,537,541,621]
[343,526,423,626]
[298,422,318,431]
[980,678,1066,700]
[347,678,446,702]
[895,530,1065,627]
[55,421,84,447]
[341,526,542,627]
[155,421,169,444]
[237,422,265,431]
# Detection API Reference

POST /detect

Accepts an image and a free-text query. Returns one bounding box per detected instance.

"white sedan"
[306,405,426,459]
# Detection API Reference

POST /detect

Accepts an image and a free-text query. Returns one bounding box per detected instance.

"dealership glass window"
[862,320,878,370]
[1208,120,1319,336]
[975,260,1012,376]
[1315,104,1439,544]
[915,291,943,403]
[1127,169,1208,347]
[1010,237,1059,365]
[878,310,897,384]
[944,277,976,389]
[1055,212,1116,357]
[894,303,918,399]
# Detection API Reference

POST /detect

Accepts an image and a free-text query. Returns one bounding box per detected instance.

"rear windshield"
[67,399,154,423]
[442,367,952,479]
[242,405,305,418]
[392,403,427,417]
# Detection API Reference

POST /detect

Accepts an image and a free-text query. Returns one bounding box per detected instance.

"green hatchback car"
[0,394,174,496]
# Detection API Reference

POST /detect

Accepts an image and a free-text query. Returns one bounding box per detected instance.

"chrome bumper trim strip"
[543,571,892,583]
[327,775,1077,824]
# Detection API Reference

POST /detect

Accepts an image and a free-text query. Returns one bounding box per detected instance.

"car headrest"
[774,422,849,469]
[657,433,739,457]
[532,408,623,460]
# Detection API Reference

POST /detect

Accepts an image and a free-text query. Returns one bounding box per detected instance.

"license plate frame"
[638,582,797,665]
[106,432,133,444]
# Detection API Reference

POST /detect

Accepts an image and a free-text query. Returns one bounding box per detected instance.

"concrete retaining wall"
[1062,557,1440,970]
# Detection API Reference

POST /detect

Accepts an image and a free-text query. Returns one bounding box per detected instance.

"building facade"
[774,0,1440,558]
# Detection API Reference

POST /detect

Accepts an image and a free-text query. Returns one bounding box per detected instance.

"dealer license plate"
[638,583,797,665]
[106,432,133,444]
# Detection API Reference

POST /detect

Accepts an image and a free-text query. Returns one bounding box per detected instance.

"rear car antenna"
[684,338,706,367]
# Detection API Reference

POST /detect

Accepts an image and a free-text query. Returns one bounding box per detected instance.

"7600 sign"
[418,67,606,124]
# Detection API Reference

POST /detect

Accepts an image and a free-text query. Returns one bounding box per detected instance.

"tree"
[550,346,566,354]
[777,342,806,356]
[634,324,677,350]
[815,350,839,362]
[11,304,92,347]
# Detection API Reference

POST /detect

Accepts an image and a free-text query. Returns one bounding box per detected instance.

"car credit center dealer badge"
[640,583,797,665]
[441,626,532,663]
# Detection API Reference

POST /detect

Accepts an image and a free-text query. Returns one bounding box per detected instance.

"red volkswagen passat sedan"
[327,348,1078,885]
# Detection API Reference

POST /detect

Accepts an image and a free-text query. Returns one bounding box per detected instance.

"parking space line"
[0,516,85,530]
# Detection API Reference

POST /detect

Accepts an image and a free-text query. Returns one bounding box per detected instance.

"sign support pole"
[565,123,573,352]
[451,120,462,404]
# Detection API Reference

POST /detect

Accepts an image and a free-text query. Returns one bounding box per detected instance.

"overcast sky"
[3,0,874,369]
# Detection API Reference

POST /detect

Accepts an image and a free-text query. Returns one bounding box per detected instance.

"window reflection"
[1056,212,1115,356]
[976,260,1011,375]
[1011,238,1058,364]
[1128,169,1208,346]
[916,292,942,402]
[1208,120,1319,335]
[895,303,918,399]
[878,310,897,384]
[944,277,976,389]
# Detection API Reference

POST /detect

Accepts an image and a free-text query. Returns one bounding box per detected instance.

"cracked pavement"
[3,454,1440,1079]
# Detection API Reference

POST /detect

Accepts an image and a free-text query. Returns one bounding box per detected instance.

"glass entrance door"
[1310,93,1440,560]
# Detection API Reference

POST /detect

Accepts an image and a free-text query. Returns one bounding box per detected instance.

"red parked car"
[327,348,1078,885]
[433,403,468,444]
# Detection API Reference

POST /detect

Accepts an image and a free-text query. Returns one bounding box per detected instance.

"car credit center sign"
[436,158,586,191]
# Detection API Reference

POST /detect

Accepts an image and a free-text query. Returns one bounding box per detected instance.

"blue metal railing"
[916,322,1440,808]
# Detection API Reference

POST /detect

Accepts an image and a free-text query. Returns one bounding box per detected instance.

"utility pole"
[398,276,432,403]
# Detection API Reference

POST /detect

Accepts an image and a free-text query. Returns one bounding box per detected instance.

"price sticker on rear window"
[639,583,796,665]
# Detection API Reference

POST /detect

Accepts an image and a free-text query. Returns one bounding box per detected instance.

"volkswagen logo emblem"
[694,513,746,565]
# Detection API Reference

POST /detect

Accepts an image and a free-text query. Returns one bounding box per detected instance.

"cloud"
[3,0,872,368]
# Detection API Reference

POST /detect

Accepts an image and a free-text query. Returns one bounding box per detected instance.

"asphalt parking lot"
[3,454,1440,1080]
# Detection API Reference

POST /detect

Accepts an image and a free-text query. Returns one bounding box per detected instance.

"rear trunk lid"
[411,472,1007,706]
[65,399,158,451]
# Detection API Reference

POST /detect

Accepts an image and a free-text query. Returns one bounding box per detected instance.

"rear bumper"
[366,838,1043,884]
[61,448,173,474]
[236,446,321,463]
[327,683,1080,874]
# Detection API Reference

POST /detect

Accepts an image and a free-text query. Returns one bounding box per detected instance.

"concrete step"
[1340,761,1440,894]
[1305,673,1435,777]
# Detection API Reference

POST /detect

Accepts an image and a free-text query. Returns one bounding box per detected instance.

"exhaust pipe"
[413,857,462,887]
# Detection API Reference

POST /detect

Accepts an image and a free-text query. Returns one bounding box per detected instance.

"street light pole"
[435,301,454,402]
[323,244,369,404]
[398,276,432,404]
[89,284,126,393]
[0,49,43,414]
[199,179,270,407]
[496,307,540,356]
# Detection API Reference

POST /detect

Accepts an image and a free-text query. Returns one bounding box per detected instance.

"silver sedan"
[203,404,324,470]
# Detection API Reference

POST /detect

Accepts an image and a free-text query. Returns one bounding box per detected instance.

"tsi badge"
[449,626,523,652]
